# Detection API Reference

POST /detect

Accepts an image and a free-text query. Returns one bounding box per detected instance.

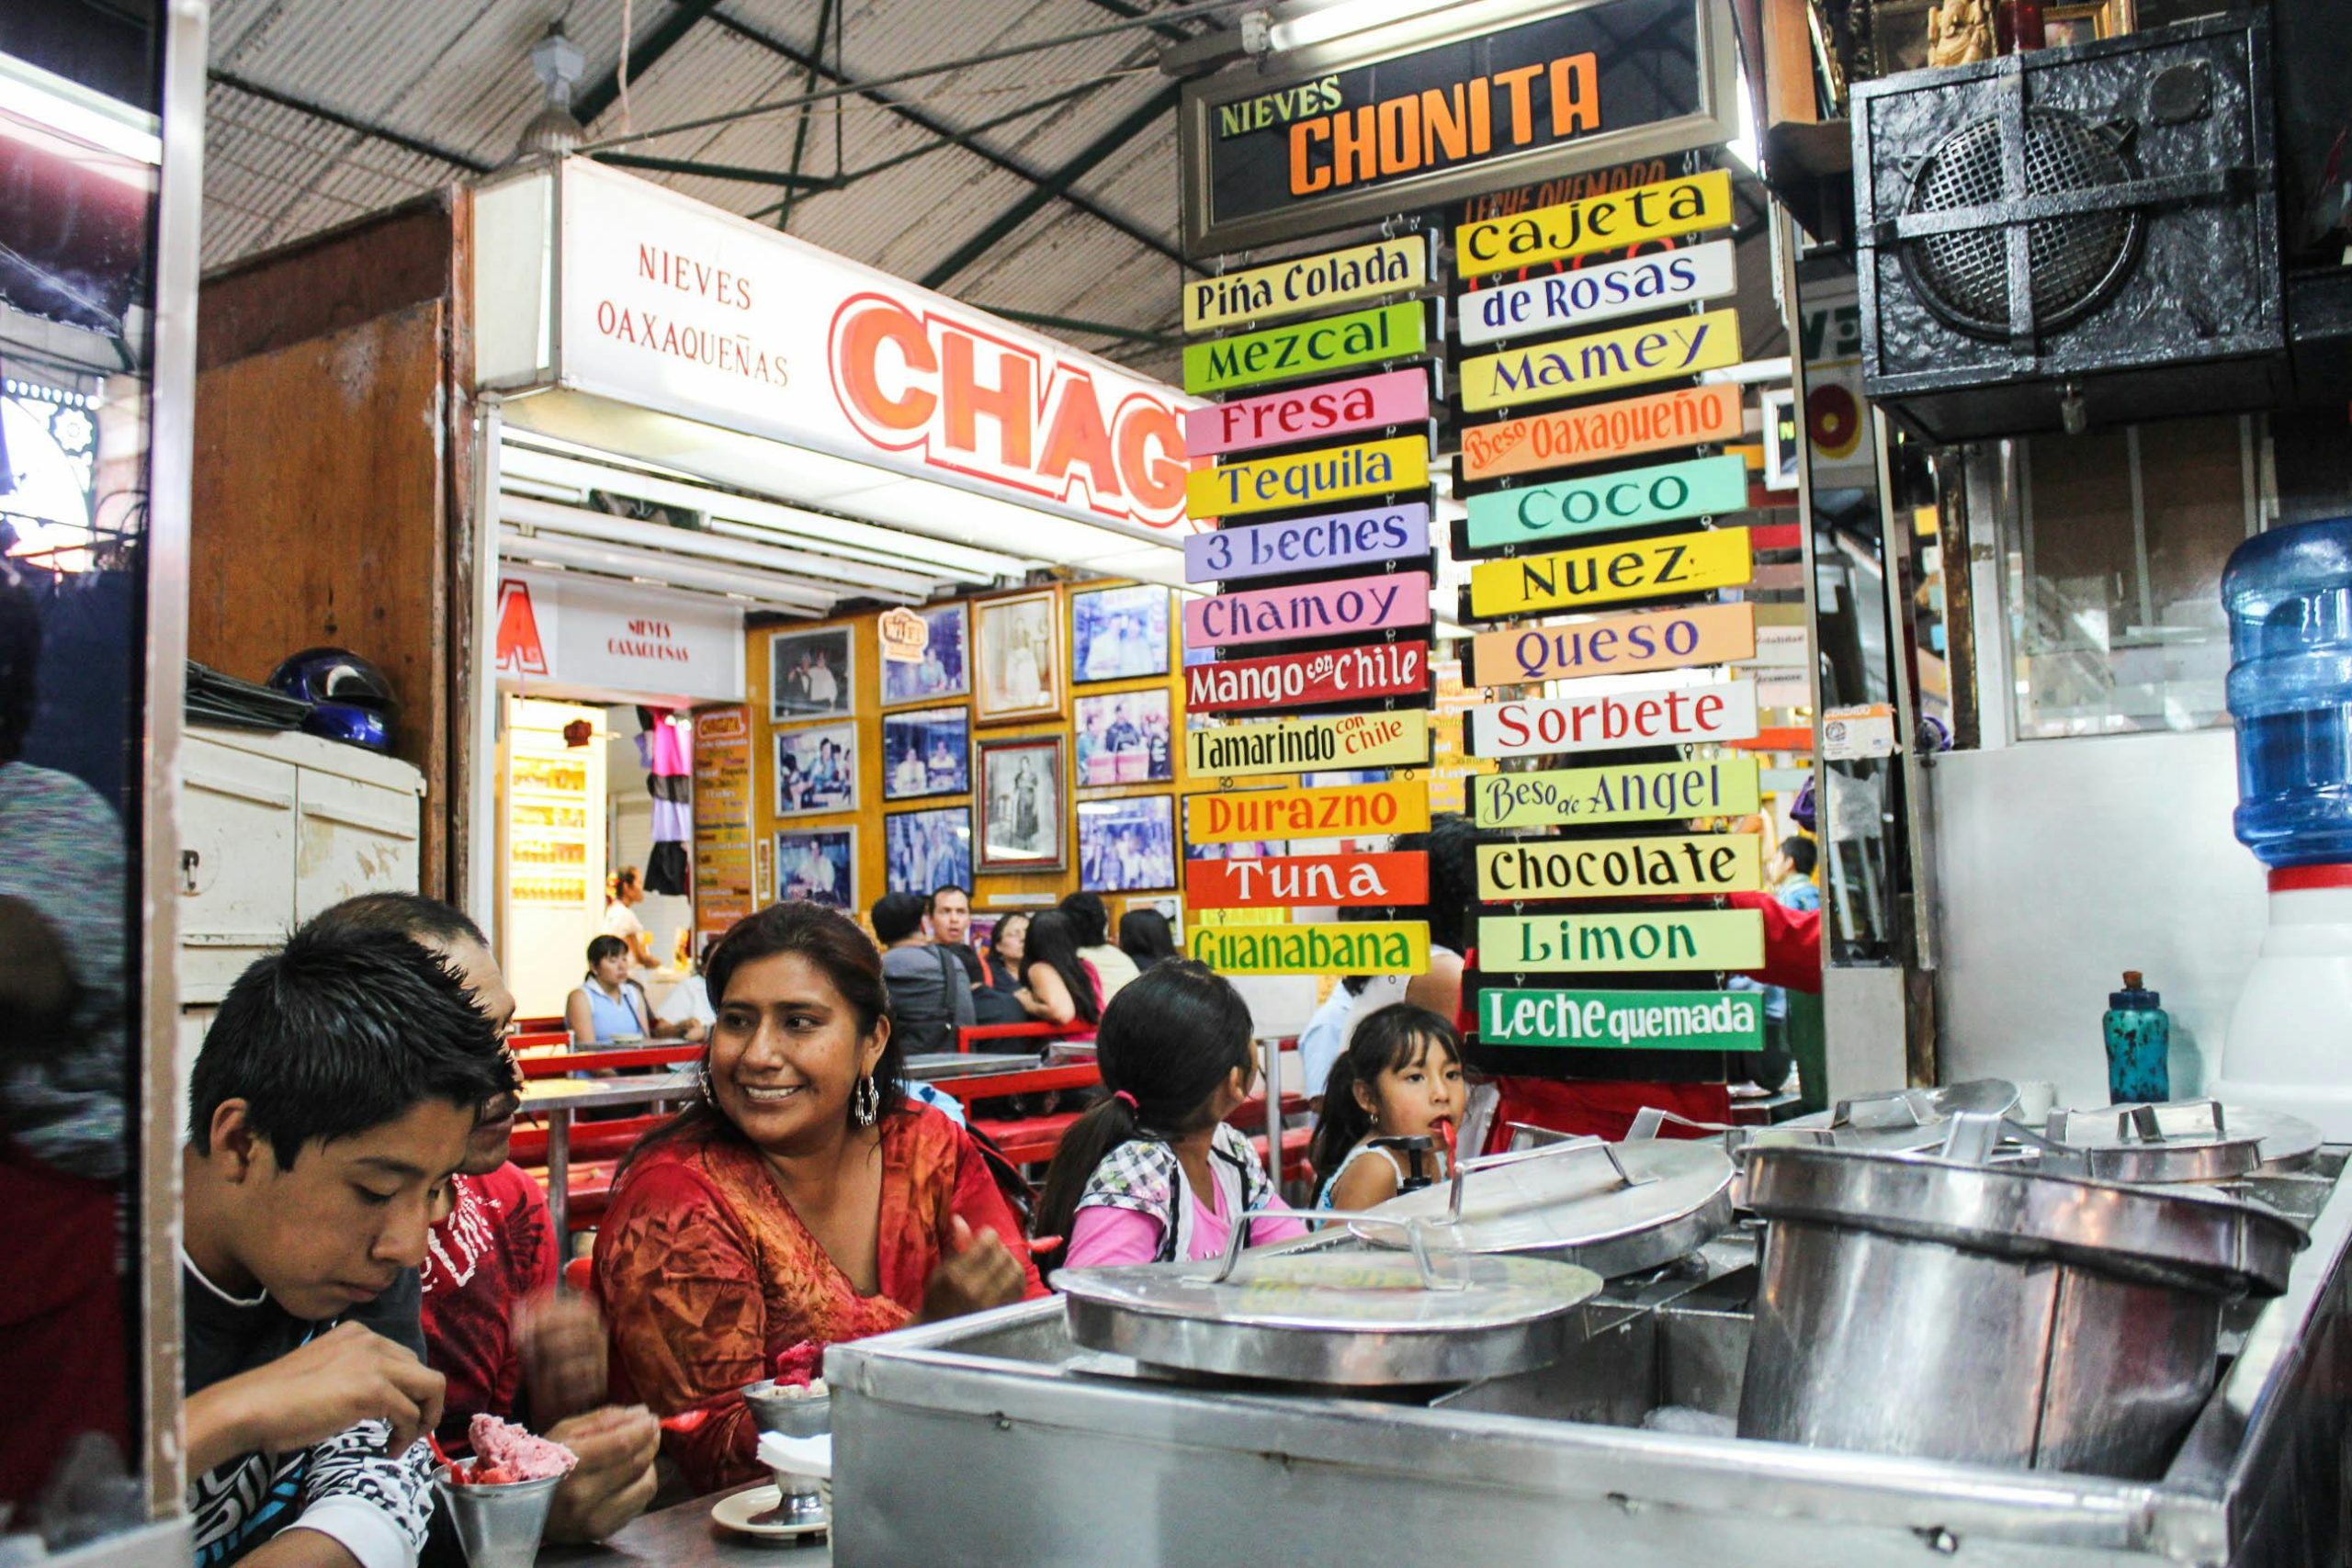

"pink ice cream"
[459,1415,577,1485]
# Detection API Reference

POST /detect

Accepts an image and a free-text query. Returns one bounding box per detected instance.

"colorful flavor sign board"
[1473,756,1760,829]
[1458,237,1739,348]
[1464,454,1748,549]
[1476,833,1762,900]
[1462,382,1742,483]
[1184,570,1430,649]
[1186,641,1430,715]
[1186,367,1430,460]
[1183,235,1433,334]
[1182,301,1430,397]
[1189,850,1430,910]
[1477,910,1765,973]
[1187,434,1430,521]
[1468,602,1755,687]
[1470,680,1759,758]
[1184,502,1430,585]
[1187,779,1429,843]
[1187,708,1431,778]
[1456,169,1735,279]
[1460,308,1742,414]
[1465,526,1751,619]
[692,705,754,942]
[1479,988,1764,1051]
[1193,920,1431,976]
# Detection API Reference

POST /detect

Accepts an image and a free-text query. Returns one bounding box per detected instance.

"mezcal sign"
[1189,851,1430,910]
[1187,434,1430,521]
[1466,526,1749,618]
[1459,307,1741,414]
[1472,756,1760,829]
[1182,301,1429,397]
[1478,987,1763,1051]
[1478,909,1764,973]
[1193,920,1430,976]
[1464,454,1748,547]
[1187,709,1430,778]
[1467,602,1754,686]
[1476,834,1762,899]
[1187,779,1429,843]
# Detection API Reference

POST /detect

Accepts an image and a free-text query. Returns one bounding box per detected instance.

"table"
[544,1483,829,1567]
[517,1070,699,1240]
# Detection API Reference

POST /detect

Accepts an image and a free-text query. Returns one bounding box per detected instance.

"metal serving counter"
[824,1152,2352,1567]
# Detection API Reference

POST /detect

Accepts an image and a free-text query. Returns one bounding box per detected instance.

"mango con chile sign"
[1177,0,1734,254]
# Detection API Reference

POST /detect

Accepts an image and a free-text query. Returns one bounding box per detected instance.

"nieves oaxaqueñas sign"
[1185,368,1429,459]
[1461,383,1742,483]
[1469,679,1759,758]
[1472,755,1759,829]
[1455,169,1734,279]
[1186,641,1430,715]
[1188,435,1430,521]
[1182,302,1429,397]
[1182,236,1432,334]
[1464,454,1748,547]
[1459,238,1737,347]
[1184,570,1430,649]
[1460,308,1741,413]
[1184,503,1429,585]
[1466,526,1751,618]
[1187,709,1430,778]
[1187,780,1429,843]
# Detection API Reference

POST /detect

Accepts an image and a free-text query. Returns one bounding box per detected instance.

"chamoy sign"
[1189,851,1430,910]
[1183,570,1430,649]
[1192,921,1431,976]
[1187,709,1430,778]
[1184,502,1430,584]
[1187,435,1431,522]
[1461,383,1742,483]
[1460,308,1742,413]
[1465,526,1752,619]
[1479,989,1764,1052]
[1467,602,1755,686]
[1476,834,1762,900]
[1186,779,1430,844]
[1477,910,1765,973]
[1469,679,1759,758]
[1182,236,1432,334]
[1459,238,1737,348]
[1455,170,1734,279]
[1182,302,1429,397]
[1184,368,1430,460]
[1464,454,1748,547]
[1186,641,1430,715]
[1471,755,1760,829]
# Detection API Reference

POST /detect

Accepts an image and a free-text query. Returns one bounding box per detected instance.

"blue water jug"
[2224,517,2352,867]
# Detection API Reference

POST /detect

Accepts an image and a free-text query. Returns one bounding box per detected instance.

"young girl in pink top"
[1034,961,1306,1271]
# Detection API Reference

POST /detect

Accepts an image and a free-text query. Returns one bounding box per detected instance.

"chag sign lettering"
[1478,910,1764,973]
[1472,755,1760,829]
[1479,988,1763,1051]
[1194,920,1431,976]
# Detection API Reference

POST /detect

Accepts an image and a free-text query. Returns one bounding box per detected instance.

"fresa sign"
[830,293,1190,530]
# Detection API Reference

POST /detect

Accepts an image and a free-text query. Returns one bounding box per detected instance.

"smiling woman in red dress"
[593,901,1044,1492]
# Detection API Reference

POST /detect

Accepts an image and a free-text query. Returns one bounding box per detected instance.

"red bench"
[509,1113,665,1169]
[969,1110,1087,1166]
[516,1043,701,1078]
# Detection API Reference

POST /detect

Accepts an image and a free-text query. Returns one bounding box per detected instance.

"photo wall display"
[977,734,1067,873]
[886,806,973,896]
[880,603,970,707]
[1074,688,1173,785]
[775,721,859,817]
[1077,793,1177,893]
[1072,583,1171,684]
[882,706,971,801]
[975,590,1063,723]
[770,626,854,720]
[775,828,856,911]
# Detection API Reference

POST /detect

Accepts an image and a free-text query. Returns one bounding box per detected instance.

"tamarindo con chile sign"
[1186,709,1430,778]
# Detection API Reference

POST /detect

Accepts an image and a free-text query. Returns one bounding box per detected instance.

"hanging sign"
[1183,570,1430,649]
[1476,833,1762,900]
[1188,779,1430,843]
[1470,679,1759,758]
[1183,235,1433,334]
[1466,526,1751,619]
[877,606,927,662]
[1193,920,1431,976]
[1185,367,1430,459]
[1477,909,1765,973]
[1459,237,1738,348]
[1187,708,1431,778]
[1464,454,1748,548]
[1188,435,1430,522]
[495,570,746,702]
[1182,301,1430,397]
[1455,168,1735,279]
[1478,987,1764,1051]
[1462,382,1742,483]
[1473,755,1760,829]
[1185,641,1430,715]
[1189,851,1430,910]
[1460,308,1742,414]
[1184,502,1430,584]
[1467,602,1754,686]
[692,705,755,942]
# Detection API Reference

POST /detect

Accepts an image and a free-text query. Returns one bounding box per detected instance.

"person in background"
[1116,908,1178,973]
[300,896,658,1546]
[566,936,704,1047]
[1770,836,1823,911]
[1034,963,1306,1270]
[594,902,1043,1493]
[601,867,656,973]
[181,925,513,1568]
[1733,836,1823,1094]
[873,891,975,1056]
[980,910,1030,996]
[1308,1006,1464,1211]
[805,647,839,711]
[929,886,1027,1027]
[654,937,719,1038]
[1057,892,1139,1003]
[1013,910,1102,1031]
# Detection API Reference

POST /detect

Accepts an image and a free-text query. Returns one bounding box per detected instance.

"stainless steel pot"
[2038,1099,2324,1183]
[1737,1131,2306,1479]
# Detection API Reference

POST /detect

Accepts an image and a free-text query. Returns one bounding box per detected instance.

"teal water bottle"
[2105,971,2171,1105]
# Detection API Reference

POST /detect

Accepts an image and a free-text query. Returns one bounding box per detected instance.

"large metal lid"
[1353,1136,1736,1278]
[2038,1100,2323,1183]
[1743,1140,2308,1296]
[1776,1079,2021,1153]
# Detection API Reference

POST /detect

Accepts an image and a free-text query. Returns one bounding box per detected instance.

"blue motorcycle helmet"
[268,647,398,752]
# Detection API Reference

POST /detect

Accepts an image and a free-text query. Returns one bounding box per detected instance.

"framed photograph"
[774,721,858,817]
[977,735,1067,872]
[770,626,854,720]
[1072,583,1170,684]
[881,603,970,707]
[2042,0,2132,46]
[775,828,856,911]
[881,706,971,801]
[1074,688,1173,786]
[975,590,1063,723]
[886,806,973,896]
[1077,794,1177,893]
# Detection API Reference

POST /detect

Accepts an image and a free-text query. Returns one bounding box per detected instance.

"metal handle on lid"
[1625,1107,1737,1141]
[1832,1087,1936,1132]
[1192,1207,1467,1292]
[1935,1112,2090,1176]
[1442,1134,1656,1224]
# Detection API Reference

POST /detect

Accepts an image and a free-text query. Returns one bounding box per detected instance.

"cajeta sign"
[1193,920,1430,976]
[1182,302,1428,397]
[1459,237,1738,348]
[1466,526,1751,618]
[1188,709,1430,777]
[1456,169,1734,278]
[1465,454,1748,547]
[1184,502,1429,584]
[1187,779,1429,843]
[1472,755,1760,829]
[1183,570,1430,649]
[1468,603,1755,686]
[1187,434,1430,521]
[1190,851,1430,910]
[1186,641,1430,715]
[1185,367,1430,459]
[1476,834,1761,899]
[1478,988,1763,1051]
[1461,383,1742,483]
[1478,910,1765,973]
[1182,236,1431,334]
[1460,308,1741,413]
[1469,679,1759,757]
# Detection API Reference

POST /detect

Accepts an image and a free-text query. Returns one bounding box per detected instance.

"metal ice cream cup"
[741,1379,831,1439]
[433,1471,560,1568]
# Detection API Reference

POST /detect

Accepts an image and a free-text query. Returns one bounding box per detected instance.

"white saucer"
[710,1484,828,1541]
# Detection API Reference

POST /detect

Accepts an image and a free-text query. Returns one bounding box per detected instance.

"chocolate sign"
[1182,502,1429,585]
[1464,454,1749,548]
[1471,756,1760,829]
[1186,708,1430,778]
[1187,434,1430,521]
[1189,850,1430,910]
[1469,679,1759,758]
[1460,308,1742,414]
[1187,779,1429,844]
[1186,641,1429,715]
[1461,383,1742,484]
[1459,238,1739,348]
[1477,909,1765,973]
[1465,527,1751,619]
[1185,367,1430,460]
[1466,603,1755,687]
[1184,570,1430,649]
[1182,301,1430,397]
[1476,833,1762,900]
[1456,170,1734,279]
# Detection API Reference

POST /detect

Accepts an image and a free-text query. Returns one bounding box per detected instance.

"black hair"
[188,924,512,1168]
[1057,890,1110,949]
[305,892,487,950]
[1117,908,1177,971]
[1033,961,1253,1245]
[928,884,970,908]
[585,934,628,975]
[1338,811,1481,996]
[1781,836,1818,877]
[614,865,641,894]
[624,900,906,1170]
[1307,1003,1464,1188]
[0,575,38,765]
[1022,910,1101,1025]
[871,890,927,945]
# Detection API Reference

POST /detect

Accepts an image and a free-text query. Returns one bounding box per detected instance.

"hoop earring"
[852,1073,880,1127]
[697,1063,715,1103]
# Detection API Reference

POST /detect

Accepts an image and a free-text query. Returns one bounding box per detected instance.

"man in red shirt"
[306,896,655,1543]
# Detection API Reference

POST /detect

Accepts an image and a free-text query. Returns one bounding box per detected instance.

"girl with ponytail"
[1033,961,1307,1272]
[1307,1004,1465,1212]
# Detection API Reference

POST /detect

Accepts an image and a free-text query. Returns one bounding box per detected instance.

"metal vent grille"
[1901,109,2143,339]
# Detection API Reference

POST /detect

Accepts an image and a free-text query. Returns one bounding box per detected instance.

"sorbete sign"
[1182,235,1431,335]
[1464,454,1748,548]
[1469,679,1759,758]
[1472,755,1761,829]
[1465,526,1752,618]
[1455,169,1735,279]
[1460,308,1742,413]
[1462,382,1742,483]
[1476,833,1762,899]
[1478,988,1763,1051]
[1185,368,1430,460]
[1182,301,1429,398]
[1467,602,1755,686]
[1478,909,1765,973]
[1458,237,1738,348]
[1187,779,1429,843]
[1189,851,1430,910]
[1187,709,1431,778]
[1192,921,1430,976]
[1186,641,1430,715]
[1183,502,1429,585]
[1187,434,1430,522]
[1183,570,1430,649]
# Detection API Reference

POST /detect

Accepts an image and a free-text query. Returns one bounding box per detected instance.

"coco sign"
[1464,454,1748,547]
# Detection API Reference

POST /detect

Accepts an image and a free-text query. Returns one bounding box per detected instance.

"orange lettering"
[1330,105,1378,187]
[1039,377,1120,502]
[942,333,1034,468]
[1493,66,1544,146]
[1377,96,1419,175]
[1114,400,1187,515]
[835,299,935,434]
[1290,119,1330,196]
[1422,84,1468,164]
[1550,53,1600,136]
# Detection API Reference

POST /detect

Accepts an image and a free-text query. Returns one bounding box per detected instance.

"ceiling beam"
[591,152,842,189]
[209,69,494,174]
[1073,0,1208,47]
[573,0,728,126]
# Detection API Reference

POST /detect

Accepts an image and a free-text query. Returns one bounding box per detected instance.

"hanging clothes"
[636,707,692,896]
